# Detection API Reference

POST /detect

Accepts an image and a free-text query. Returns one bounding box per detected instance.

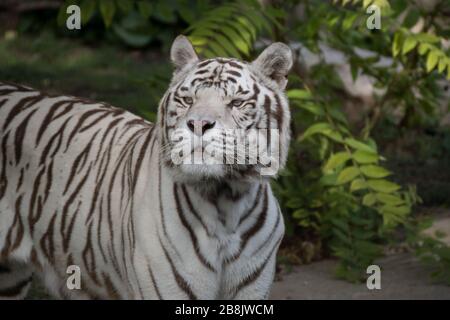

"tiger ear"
[170,35,199,70]
[252,43,293,90]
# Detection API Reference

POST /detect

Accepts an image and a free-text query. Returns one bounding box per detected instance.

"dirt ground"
[270,253,450,299]
[271,216,450,300]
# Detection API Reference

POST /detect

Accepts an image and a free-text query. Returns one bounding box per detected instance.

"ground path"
[271,216,450,299]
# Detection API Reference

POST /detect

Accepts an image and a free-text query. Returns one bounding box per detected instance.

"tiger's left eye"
[230,99,244,108]
[183,97,193,105]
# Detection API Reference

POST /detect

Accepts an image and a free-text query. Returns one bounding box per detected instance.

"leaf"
[380,205,410,217]
[352,150,378,164]
[360,165,391,178]
[320,173,338,186]
[344,138,376,153]
[301,122,331,140]
[438,57,447,73]
[350,178,367,192]
[137,1,152,19]
[294,102,325,116]
[331,217,350,232]
[333,228,352,246]
[187,2,270,61]
[376,193,404,206]
[392,32,402,57]
[414,32,440,43]
[402,37,417,55]
[116,0,132,13]
[208,40,229,57]
[367,179,401,193]
[426,50,439,72]
[99,0,116,27]
[322,129,344,143]
[418,43,431,55]
[153,1,176,23]
[215,34,242,57]
[221,25,249,56]
[324,152,351,172]
[363,193,377,206]
[112,24,152,48]
[336,166,360,185]
[342,13,358,30]
[363,0,373,8]
[328,108,348,124]
[287,89,312,100]
[81,0,97,24]
[286,197,303,208]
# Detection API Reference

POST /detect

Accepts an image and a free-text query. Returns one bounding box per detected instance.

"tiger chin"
[0,35,292,300]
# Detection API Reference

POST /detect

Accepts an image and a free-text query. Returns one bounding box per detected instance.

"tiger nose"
[187,119,216,135]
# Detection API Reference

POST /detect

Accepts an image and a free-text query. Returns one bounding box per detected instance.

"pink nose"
[186,119,216,135]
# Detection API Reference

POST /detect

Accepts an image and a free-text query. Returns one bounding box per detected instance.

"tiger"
[0,35,292,299]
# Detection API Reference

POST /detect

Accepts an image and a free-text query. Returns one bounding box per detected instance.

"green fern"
[186,0,277,59]
[333,0,390,11]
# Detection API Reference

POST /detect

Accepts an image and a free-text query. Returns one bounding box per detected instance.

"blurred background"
[0,0,449,299]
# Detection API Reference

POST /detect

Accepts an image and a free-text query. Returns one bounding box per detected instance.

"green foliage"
[186,0,277,59]
[55,0,210,48]
[393,29,450,78]
[279,84,419,281]
[286,0,450,282]
[0,32,164,122]
[406,218,450,286]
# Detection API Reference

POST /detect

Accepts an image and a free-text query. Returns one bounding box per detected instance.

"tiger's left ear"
[252,43,293,90]
[170,35,199,71]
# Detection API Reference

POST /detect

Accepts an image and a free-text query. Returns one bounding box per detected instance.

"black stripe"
[159,235,197,300]
[181,185,212,237]
[35,100,75,146]
[253,208,281,255]
[231,236,282,298]
[14,109,37,164]
[0,276,32,297]
[0,98,8,109]
[3,93,45,131]
[228,185,268,263]
[173,183,216,272]
[0,265,11,273]
[238,184,263,225]
[263,95,272,148]
[197,60,214,68]
[147,260,163,299]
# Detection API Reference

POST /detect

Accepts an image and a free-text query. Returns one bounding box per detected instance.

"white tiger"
[0,36,292,299]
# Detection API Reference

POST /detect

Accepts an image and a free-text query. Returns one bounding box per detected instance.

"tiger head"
[158,35,292,183]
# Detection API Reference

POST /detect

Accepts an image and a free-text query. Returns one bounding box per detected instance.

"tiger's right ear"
[170,35,199,70]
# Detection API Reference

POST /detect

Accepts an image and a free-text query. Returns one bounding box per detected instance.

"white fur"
[0,38,292,300]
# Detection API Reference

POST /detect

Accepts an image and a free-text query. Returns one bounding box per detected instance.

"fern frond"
[186,0,276,59]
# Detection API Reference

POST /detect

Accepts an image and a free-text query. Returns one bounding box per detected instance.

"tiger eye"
[230,99,244,107]
[183,97,193,105]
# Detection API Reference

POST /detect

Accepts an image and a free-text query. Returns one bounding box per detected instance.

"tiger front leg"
[230,252,278,300]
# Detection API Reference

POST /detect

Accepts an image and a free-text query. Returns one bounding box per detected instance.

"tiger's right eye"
[182,97,193,105]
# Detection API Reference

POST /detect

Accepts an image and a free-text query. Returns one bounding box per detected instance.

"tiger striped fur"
[0,36,292,299]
